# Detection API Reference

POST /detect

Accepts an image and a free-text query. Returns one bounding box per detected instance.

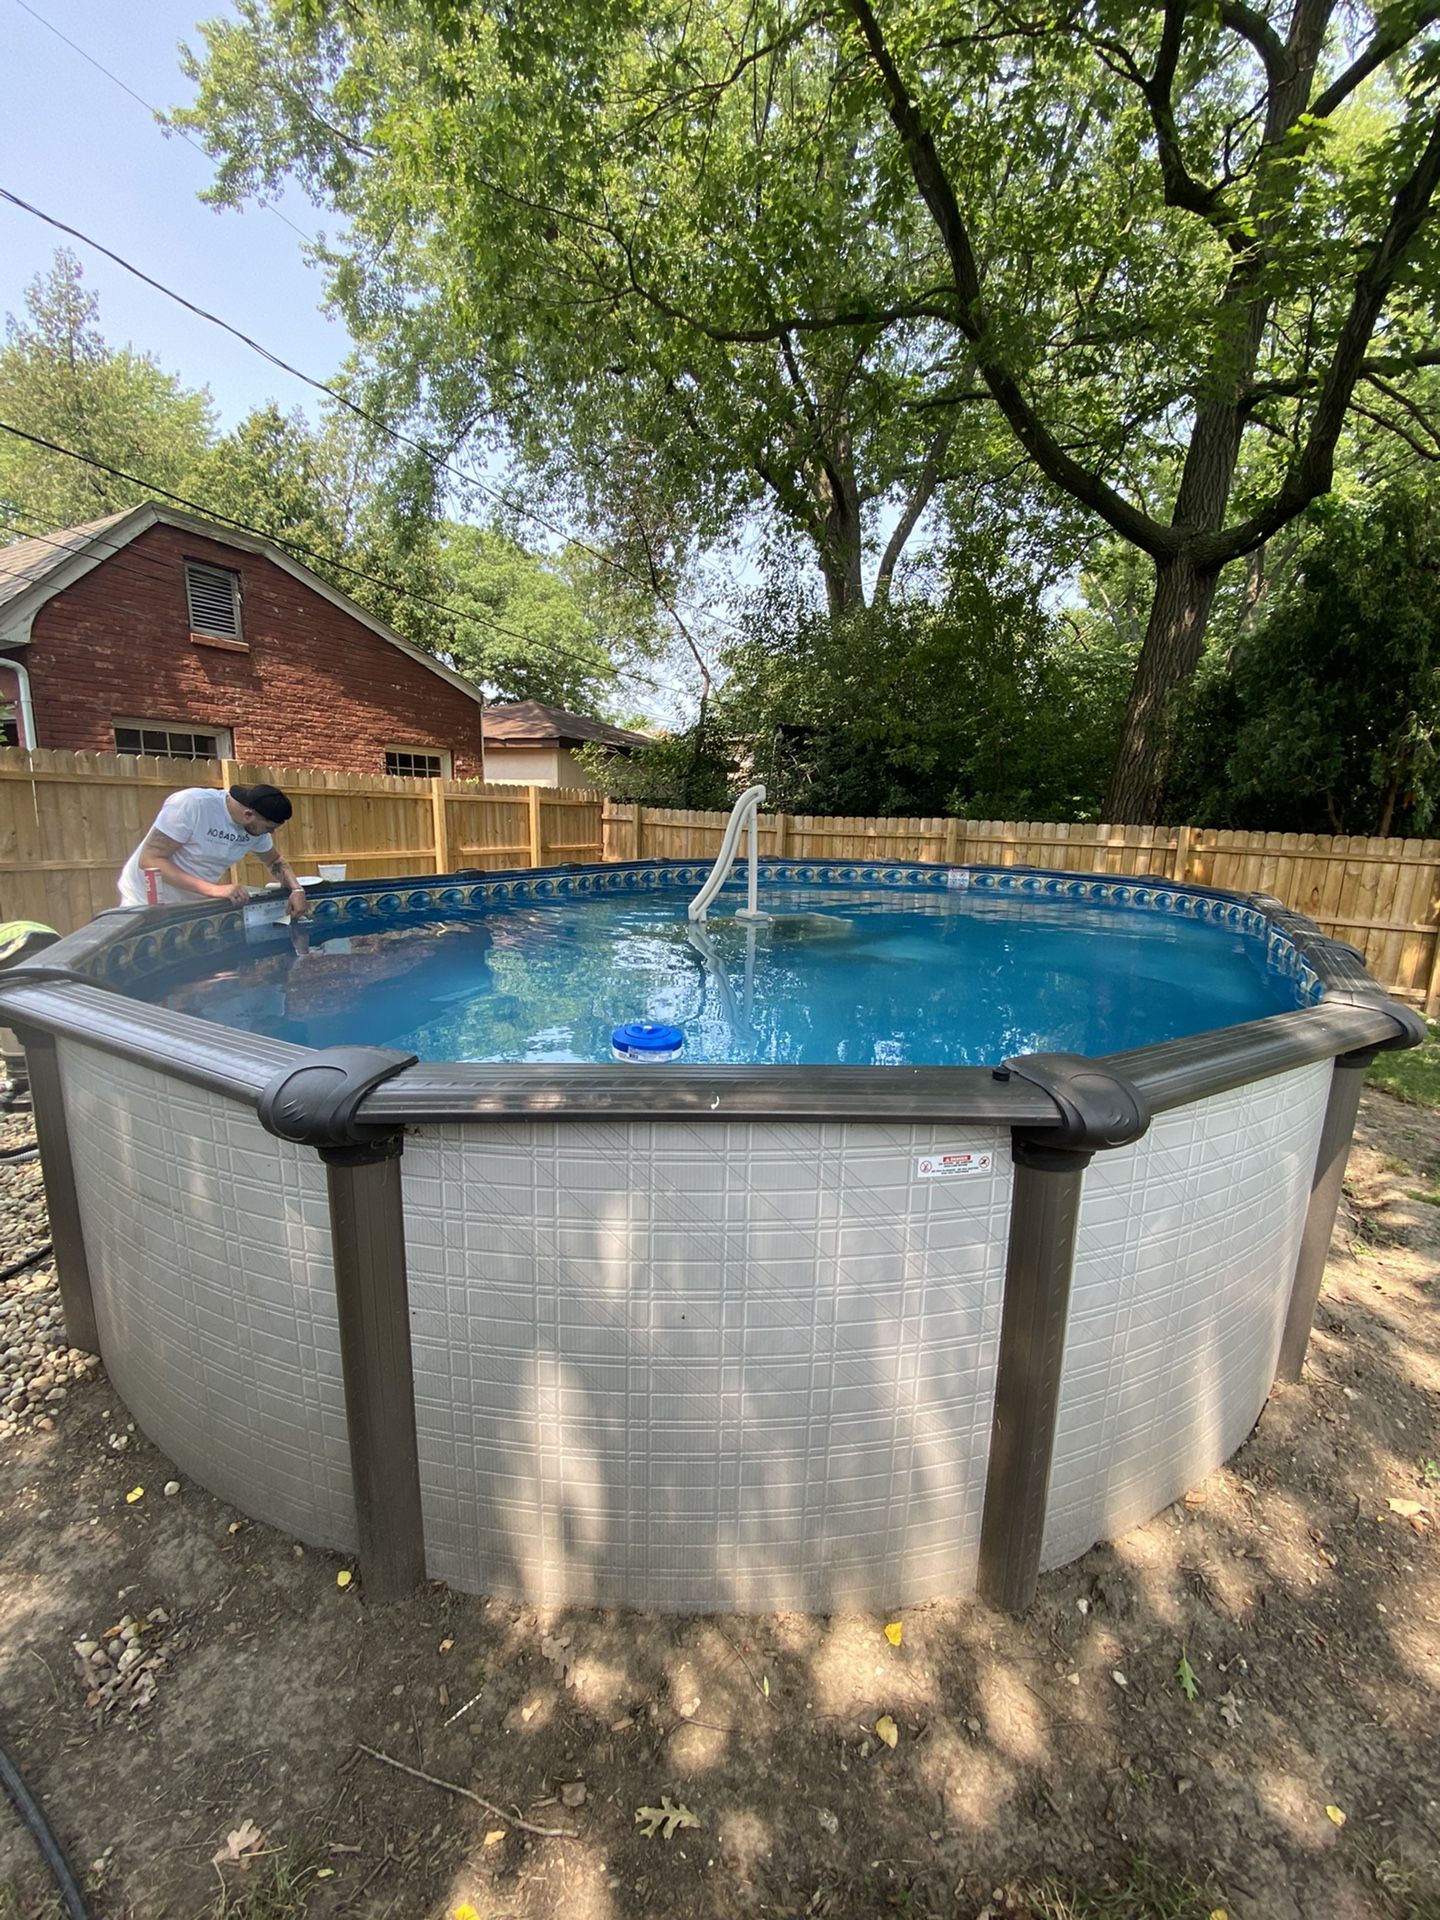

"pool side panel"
[19,1029,98,1354]
[402,1118,1012,1612]
[1040,1060,1331,1568]
[58,1040,357,1550]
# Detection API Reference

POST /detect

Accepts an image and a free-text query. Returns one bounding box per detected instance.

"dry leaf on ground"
[211,1819,265,1869]
[540,1633,576,1685]
[635,1794,700,1840]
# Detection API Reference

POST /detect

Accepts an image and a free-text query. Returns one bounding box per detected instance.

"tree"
[188,401,357,566]
[0,251,214,535]
[578,706,737,810]
[1171,485,1440,835]
[433,522,664,710]
[175,0,996,620]
[177,0,1440,820]
[715,576,1128,819]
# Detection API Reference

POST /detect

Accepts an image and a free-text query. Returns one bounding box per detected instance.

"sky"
[0,0,350,429]
[0,0,733,724]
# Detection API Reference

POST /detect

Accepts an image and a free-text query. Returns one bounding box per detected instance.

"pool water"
[141,883,1309,1067]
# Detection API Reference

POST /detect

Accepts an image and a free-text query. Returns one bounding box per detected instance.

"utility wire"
[0,184,716,651]
[4,0,316,245]
[0,439,687,703]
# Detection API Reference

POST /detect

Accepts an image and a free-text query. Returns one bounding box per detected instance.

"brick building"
[0,504,485,777]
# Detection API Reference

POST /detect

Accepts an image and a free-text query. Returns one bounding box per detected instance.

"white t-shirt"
[118,788,273,907]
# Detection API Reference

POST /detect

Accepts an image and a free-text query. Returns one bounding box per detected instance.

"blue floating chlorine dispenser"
[611,1021,685,1063]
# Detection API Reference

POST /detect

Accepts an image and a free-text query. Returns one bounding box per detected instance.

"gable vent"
[185,562,241,638]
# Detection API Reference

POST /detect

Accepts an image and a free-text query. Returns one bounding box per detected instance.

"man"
[118,782,307,916]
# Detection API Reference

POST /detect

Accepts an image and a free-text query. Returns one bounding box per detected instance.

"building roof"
[483,701,651,750]
[0,511,134,614]
[0,503,484,709]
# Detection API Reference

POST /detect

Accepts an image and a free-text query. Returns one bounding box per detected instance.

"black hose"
[0,1140,38,1160]
[0,1244,52,1284]
[0,1732,94,1920]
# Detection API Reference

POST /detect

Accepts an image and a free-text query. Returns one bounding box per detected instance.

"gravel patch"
[0,1112,99,1439]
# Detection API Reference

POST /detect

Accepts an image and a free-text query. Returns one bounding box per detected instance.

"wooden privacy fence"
[0,749,603,934]
[1,750,1436,1011]
[603,801,1440,1011]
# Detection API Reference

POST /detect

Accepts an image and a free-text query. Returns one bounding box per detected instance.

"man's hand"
[208,880,250,905]
[287,887,309,920]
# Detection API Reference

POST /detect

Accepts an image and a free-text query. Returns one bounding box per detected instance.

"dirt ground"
[0,1087,1436,1920]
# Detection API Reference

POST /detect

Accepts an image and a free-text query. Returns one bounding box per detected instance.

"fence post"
[1171,824,1193,884]
[430,777,450,876]
[633,802,645,860]
[220,757,239,792]
[773,811,789,859]
[942,818,961,866]
[527,785,543,868]
[1424,925,1440,1020]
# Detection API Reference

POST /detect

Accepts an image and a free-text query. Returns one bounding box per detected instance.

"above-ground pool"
[135,877,1314,1066]
[0,859,1422,1613]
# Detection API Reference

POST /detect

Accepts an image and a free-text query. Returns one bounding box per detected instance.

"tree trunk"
[817,506,864,610]
[815,447,867,616]
[1102,552,1222,823]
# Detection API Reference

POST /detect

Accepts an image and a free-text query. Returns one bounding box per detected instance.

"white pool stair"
[687,784,770,924]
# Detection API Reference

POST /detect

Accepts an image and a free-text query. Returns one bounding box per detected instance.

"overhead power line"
[5,0,316,245]
[0,184,715,651]
[0,430,688,702]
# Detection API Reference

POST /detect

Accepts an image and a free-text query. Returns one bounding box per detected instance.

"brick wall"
[13,523,485,778]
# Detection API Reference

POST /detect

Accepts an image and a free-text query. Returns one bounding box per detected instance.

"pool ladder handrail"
[687,784,770,923]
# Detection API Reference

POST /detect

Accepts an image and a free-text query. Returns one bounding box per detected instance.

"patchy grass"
[1348,1838,1440,1920]
[0,1881,63,1920]
[1021,1853,1223,1919]
[1368,1021,1440,1111]
[209,1845,315,1920]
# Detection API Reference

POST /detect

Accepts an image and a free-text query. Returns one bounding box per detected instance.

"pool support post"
[259,1047,424,1602]
[1276,1000,1427,1385]
[1274,1049,1371,1383]
[978,1056,1151,1615]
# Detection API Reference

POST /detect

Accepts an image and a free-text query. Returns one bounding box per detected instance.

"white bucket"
[317,863,347,882]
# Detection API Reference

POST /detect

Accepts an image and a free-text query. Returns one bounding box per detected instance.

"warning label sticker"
[916,1150,994,1180]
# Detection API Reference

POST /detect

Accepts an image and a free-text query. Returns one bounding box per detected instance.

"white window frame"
[384,745,452,779]
[184,560,243,640]
[113,718,233,761]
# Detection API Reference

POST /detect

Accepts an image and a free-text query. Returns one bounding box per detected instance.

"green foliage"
[433,523,662,711]
[714,579,1129,821]
[578,705,735,810]
[0,251,214,535]
[186,401,354,570]
[173,0,1440,818]
[1170,487,1440,836]
[0,256,647,716]
[1023,1850,1225,1920]
[208,1841,314,1920]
